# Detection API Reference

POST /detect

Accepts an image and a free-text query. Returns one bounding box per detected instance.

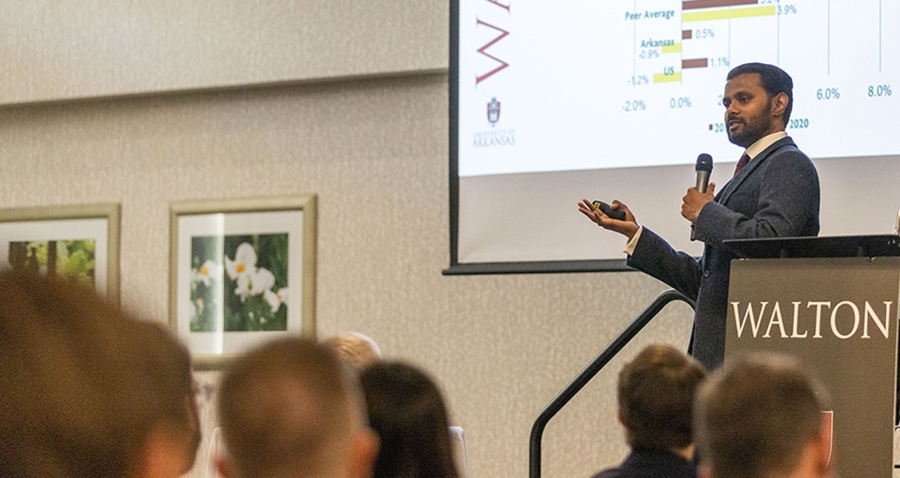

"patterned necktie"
[733,153,751,178]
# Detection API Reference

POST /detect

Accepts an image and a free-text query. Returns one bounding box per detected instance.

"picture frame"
[0,203,121,307]
[169,195,316,368]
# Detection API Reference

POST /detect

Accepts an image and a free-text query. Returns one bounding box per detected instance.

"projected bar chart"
[458,0,898,177]
[678,6,776,75]
[586,0,896,172]
[628,0,889,89]
[631,2,779,86]
[614,0,897,169]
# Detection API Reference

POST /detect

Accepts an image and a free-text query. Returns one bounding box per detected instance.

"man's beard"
[727,99,773,148]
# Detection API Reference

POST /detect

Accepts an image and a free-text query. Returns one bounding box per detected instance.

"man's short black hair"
[727,62,794,123]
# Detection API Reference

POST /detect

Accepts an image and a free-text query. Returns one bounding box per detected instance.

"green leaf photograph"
[8,239,96,286]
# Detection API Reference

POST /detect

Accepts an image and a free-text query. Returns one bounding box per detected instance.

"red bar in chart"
[682,0,759,10]
[682,58,709,69]
[683,29,693,40]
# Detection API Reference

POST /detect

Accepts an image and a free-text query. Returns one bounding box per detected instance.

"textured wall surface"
[0,74,694,478]
[0,0,447,104]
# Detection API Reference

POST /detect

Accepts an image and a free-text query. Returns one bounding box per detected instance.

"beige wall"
[0,3,694,477]
[0,0,446,105]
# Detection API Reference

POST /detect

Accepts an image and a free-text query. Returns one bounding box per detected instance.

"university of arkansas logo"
[487,97,501,126]
[474,96,515,148]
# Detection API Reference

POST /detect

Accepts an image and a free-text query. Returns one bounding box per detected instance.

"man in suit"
[579,63,820,370]
[592,344,707,478]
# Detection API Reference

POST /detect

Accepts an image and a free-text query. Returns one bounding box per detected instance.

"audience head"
[130,318,202,477]
[616,344,706,453]
[0,270,199,478]
[359,361,459,478]
[694,353,831,478]
[322,331,383,370]
[216,337,378,478]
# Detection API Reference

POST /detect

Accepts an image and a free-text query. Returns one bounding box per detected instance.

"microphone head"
[695,153,713,173]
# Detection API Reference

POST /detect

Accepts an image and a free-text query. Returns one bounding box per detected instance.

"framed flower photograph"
[0,204,121,306]
[169,196,316,368]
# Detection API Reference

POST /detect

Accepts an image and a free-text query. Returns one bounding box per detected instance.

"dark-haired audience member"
[360,361,459,478]
[694,353,832,478]
[216,337,379,478]
[0,270,200,478]
[322,331,383,370]
[592,344,707,478]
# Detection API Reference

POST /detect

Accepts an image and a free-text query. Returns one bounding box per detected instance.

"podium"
[723,235,900,478]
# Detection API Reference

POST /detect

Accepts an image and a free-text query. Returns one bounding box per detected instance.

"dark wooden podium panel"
[724,234,900,259]
[727,256,900,478]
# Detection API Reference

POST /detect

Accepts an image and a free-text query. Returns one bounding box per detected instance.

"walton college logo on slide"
[487,97,501,125]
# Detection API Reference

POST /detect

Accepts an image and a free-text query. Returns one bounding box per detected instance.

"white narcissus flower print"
[225,243,257,280]
[191,260,220,286]
[264,287,289,313]
[234,267,275,302]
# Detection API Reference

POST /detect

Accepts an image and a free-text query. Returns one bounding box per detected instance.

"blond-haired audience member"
[322,331,383,370]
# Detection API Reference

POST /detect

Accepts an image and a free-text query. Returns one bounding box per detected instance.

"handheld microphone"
[695,153,713,193]
[691,153,713,241]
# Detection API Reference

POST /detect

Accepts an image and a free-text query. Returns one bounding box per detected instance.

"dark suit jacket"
[627,136,820,369]
[591,448,697,478]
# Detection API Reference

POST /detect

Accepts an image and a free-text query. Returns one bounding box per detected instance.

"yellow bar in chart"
[654,72,682,83]
[662,43,682,54]
[683,5,776,22]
